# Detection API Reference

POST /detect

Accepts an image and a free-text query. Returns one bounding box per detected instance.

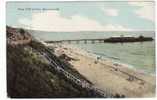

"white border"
[0,0,156,100]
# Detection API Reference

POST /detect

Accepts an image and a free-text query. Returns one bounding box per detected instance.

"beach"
[48,43,156,97]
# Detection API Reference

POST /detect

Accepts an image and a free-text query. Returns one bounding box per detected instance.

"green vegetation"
[19,28,25,35]
[7,26,104,98]
[29,40,92,84]
[7,40,102,98]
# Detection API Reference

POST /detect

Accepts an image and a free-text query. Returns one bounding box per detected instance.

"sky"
[6,1,155,32]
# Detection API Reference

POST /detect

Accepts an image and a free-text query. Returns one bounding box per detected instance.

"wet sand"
[49,43,156,97]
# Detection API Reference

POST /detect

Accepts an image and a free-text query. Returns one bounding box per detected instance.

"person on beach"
[97,56,101,60]
[94,60,97,64]
[94,56,101,64]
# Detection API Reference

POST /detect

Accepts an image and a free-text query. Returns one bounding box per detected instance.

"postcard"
[6,1,156,98]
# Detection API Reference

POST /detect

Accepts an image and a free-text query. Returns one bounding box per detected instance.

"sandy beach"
[48,43,156,97]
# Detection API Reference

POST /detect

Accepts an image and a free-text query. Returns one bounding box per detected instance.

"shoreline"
[69,43,155,76]
[61,43,155,76]
[47,43,156,97]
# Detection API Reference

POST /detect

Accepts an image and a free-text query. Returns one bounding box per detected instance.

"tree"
[19,28,25,35]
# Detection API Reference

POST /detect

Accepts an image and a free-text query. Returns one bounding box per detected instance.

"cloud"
[102,8,119,16]
[129,2,155,21]
[18,11,132,32]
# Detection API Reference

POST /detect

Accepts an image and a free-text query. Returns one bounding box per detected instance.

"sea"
[29,30,156,75]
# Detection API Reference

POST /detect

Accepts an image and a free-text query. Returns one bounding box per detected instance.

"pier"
[45,36,153,44]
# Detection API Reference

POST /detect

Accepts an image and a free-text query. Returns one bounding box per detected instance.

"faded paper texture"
[6,1,156,98]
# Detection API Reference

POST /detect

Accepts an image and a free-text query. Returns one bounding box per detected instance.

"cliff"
[7,26,104,98]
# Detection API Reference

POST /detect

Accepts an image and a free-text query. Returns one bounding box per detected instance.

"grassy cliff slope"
[7,26,103,98]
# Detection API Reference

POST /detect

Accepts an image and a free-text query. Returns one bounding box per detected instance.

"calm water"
[75,42,155,74]
[30,31,155,74]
